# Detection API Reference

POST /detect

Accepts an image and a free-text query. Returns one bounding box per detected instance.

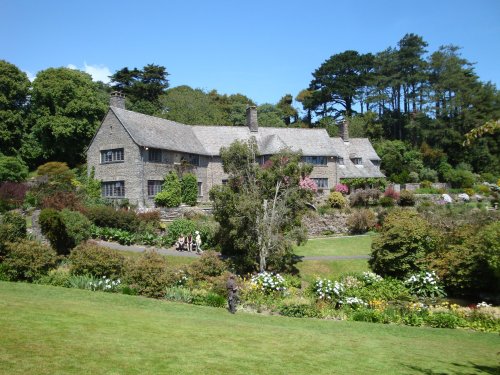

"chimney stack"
[110,91,126,109]
[246,106,258,132]
[340,118,349,142]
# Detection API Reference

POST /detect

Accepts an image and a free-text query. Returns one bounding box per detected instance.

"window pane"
[148,149,162,163]
[101,148,124,163]
[147,180,163,196]
[197,181,202,196]
[312,178,328,189]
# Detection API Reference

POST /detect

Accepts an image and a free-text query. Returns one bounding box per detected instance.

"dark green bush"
[39,208,70,255]
[369,209,438,279]
[0,211,26,257]
[69,242,125,278]
[84,205,139,232]
[279,304,320,318]
[398,190,415,206]
[2,240,58,282]
[346,209,377,234]
[155,171,181,207]
[124,250,169,298]
[351,278,412,302]
[192,290,226,308]
[39,208,91,255]
[35,268,71,287]
[181,173,198,206]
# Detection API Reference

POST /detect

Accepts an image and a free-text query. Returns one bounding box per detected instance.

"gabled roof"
[330,137,385,178]
[111,107,208,155]
[111,106,338,157]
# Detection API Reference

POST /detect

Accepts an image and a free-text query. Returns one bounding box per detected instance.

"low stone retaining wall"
[302,212,349,236]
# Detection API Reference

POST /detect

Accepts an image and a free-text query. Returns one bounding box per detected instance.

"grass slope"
[294,235,373,257]
[1,282,498,375]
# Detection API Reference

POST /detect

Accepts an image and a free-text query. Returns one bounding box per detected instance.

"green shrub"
[2,240,58,282]
[444,168,476,188]
[181,173,198,206]
[155,171,181,207]
[328,191,348,208]
[279,303,320,318]
[191,290,226,308]
[39,208,91,255]
[352,278,412,302]
[346,209,376,234]
[69,242,125,278]
[165,218,196,246]
[84,205,139,232]
[0,155,28,182]
[124,250,169,298]
[403,312,426,327]
[350,308,386,323]
[379,196,395,207]
[188,251,227,280]
[369,209,438,279]
[425,312,466,329]
[67,274,99,290]
[39,208,70,255]
[398,190,415,206]
[35,268,71,287]
[0,211,26,257]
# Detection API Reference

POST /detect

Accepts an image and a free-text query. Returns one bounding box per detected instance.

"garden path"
[96,240,369,260]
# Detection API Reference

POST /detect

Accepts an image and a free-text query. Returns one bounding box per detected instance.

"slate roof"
[112,106,337,157]
[109,106,383,179]
[111,107,207,155]
[330,137,385,178]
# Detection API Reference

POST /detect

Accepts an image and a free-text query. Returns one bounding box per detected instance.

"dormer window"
[337,157,344,165]
[352,157,362,165]
[371,159,380,167]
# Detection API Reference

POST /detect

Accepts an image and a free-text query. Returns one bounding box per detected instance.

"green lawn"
[294,235,373,257]
[1,282,498,374]
[297,259,370,283]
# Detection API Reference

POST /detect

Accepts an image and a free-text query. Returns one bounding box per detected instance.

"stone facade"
[87,95,383,208]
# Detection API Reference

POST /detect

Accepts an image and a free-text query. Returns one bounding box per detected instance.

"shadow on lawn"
[404,361,500,374]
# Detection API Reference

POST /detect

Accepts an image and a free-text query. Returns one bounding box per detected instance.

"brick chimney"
[246,106,258,132]
[110,91,126,109]
[340,118,349,142]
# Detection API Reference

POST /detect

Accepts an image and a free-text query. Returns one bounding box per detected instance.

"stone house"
[87,93,384,208]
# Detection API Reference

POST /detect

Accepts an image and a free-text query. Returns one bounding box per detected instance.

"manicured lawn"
[1,282,498,374]
[297,259,370,283]
[294,235,373,257]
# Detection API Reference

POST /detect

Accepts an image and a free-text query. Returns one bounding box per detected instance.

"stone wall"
[302,211,350,236]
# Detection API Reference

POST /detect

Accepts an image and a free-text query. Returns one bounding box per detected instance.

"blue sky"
[2,0,499,105]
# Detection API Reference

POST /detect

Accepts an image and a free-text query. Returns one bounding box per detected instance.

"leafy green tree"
[210,139,312,273]
[0,154,28,182]
[276,94,298,125]
[160,86,226,124]
[110,64,169,115]
[181,173,198,206]
[26,68,107,167]
[370,209,439,279]
[309,50,374,117]
[374,140,423,183]
[0,60,30,155]
[257,104,285,127]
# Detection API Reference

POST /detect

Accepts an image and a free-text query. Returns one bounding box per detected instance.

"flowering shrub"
[361,272,383,285]
[384,186,400,200]
[299,177,318,193]
[477,301,492,308]
[340,297,367,309]
[313,278,344,301]
[334,183,349,195]
[328,191,348,208]
[251,272,287,294]
[405,270,446,298]
[89,276,121,292]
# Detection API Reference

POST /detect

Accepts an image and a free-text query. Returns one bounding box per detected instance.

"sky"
[2,0,499,105]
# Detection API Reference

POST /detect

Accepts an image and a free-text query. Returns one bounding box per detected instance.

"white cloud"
[83,62,111,83]
[66,62,111,83]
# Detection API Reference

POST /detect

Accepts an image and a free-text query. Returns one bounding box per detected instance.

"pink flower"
[299,176,318,192]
